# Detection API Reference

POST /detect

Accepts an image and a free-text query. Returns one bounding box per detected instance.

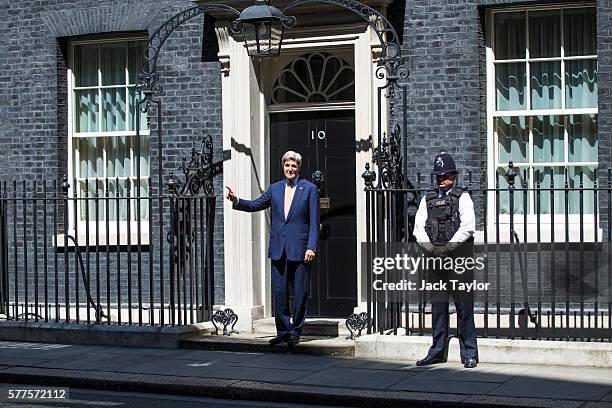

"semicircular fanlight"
[271,52,355,104]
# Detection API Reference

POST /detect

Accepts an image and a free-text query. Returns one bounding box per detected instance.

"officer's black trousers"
[426,260,478,361]
[428,294,478,361]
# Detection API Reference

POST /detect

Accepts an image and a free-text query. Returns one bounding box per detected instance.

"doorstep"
[180,332,355,357]
[253,317,352,337]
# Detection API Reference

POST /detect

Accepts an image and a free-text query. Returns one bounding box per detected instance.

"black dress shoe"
[268,335,287,345]
[415,355,446,366]
[463,357,478,368]
[287,335,300,346]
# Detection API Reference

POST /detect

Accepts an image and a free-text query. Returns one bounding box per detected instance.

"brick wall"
[0,0,226,308]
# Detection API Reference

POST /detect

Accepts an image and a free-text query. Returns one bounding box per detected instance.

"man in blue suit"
[225,151,319,346]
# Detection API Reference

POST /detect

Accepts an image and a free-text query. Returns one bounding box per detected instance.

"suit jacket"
[233,178,319,261]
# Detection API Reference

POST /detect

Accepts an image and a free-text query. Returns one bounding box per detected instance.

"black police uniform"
[424,186,478,364]
[415,152,478,368]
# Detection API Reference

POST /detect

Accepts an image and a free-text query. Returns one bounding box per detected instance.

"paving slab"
[0,341,84,359]
[228,353,342,371]
[520,365,612,385]
[0,356,55,367]
[118,357,313,383]
[490,376,612,401]
[37,351,151,371]
[293,366,416,389]
[389,378,502,395]
[409,364,526,383]
[464,395,584,408]
[333,358,426,371]
[86,345,186,357]
[171,349,265,363]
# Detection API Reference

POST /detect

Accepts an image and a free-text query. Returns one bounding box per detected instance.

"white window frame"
[65,36,150,246]
[484,3,601,242]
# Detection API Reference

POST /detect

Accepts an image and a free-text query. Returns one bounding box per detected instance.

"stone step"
[180,333,355,357]
[253,317,352,337]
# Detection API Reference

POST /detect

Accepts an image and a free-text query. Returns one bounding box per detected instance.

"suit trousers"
[271,251,309,337]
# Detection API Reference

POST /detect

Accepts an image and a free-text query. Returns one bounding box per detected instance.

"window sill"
[475,223,603,244]
[55,230,150,248]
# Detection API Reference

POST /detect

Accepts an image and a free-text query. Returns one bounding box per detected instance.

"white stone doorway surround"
[215,14,389,331]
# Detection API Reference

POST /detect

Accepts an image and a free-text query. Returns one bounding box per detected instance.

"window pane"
[102,88,127,131]
[74,90,99,132]
[79,179,104,221]
[496,63,526,111]
[569,114,598,163]
[74,44,98,87]
[74,137,103,178]
[565,59,597,108]
[128,87,148,132]
[101,43,126,86]
[497,166,529,214]
[106,136,130,178]
[568,166,596,214]
[497,116,528,164]
[133,179,149,220]
[108,179,129,221]
[533,115,564,163]
[530,61,561,109]
[494,12,526,60]
[534,167,565,214]
[529,10,561,58]
[128,41,147,84]
[564,8,596,56]
[131,135,150,178]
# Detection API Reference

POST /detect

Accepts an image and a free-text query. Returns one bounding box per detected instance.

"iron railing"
[0,176,216,327]
[364,162,612,342]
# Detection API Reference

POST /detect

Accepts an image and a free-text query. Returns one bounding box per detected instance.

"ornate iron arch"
[281,0,408,86]
[136,4,240,105]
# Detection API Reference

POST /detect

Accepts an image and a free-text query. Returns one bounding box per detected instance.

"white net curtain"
[72,39,149,221]
[492,7,598,215]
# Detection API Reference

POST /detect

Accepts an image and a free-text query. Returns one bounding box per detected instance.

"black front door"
[270,110,357,317]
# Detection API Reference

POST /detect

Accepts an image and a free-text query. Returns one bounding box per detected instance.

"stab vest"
[424,187,464,246]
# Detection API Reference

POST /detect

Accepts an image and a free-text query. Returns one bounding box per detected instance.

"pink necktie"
[284,182,294,219]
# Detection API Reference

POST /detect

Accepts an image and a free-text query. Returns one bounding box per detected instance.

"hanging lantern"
[234,0,284,57]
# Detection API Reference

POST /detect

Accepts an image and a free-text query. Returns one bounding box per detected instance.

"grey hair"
[281,150,302,167]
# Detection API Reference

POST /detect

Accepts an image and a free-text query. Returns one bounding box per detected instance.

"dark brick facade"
[1,0,610,319]
[0,0,226,307]
[399,0,610,185]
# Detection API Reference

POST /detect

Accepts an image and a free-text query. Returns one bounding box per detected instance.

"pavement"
[0,339,610,407]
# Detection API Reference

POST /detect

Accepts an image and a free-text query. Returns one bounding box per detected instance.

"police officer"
[413,152,478,369]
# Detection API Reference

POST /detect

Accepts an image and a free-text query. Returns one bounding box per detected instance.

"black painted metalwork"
[211,308,239,335]
[231,0,288,57]
[361,163,376,189]
[312,170,324,193]
[169,137,216,198]
[374,124,403,189]
[167,137,217,325]
[346,312,369,339]
[362,161,612,341]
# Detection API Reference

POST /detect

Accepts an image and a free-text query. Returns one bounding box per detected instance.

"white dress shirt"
[413,189,476,253]
[284,177,298,219]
